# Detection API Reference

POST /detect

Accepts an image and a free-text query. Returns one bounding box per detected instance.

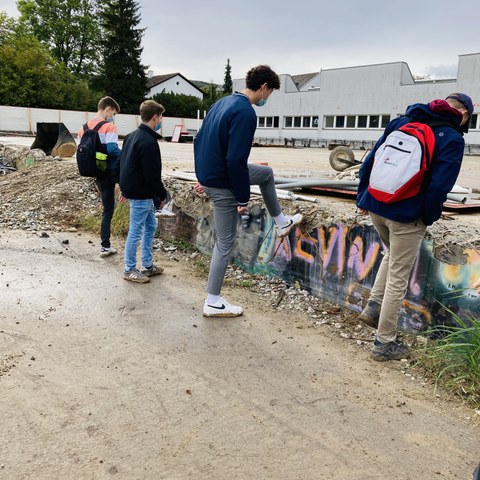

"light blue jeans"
[124,199,157,272]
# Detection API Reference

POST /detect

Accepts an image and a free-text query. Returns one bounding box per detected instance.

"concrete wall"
[187,211,480,332]
[0,105,203,138]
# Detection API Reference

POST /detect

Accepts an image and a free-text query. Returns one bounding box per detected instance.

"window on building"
[274,117,279,128]
[346,116,356,128]
[312,116,319,127]
[381,115,391,128]
[357,116,367,128]
[369,115,380,128]
[266,117,273,128]
[284,116,293,128]
[303,117,311,128]
[469,114,478,130]
[258,117,265,128]
[294,117,302,128]
[335,116,345,128]
[325,116,334,128]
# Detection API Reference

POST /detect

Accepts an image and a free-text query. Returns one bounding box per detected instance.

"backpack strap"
[83,120,108,132]
[92,120,108,132]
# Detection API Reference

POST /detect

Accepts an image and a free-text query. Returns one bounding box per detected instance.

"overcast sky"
[1,0,479,83]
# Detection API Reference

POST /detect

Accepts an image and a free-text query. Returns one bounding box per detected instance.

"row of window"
[257,115,390,129]
[324,114,391,129]
[257,113,479,130]
[257,116,320,129]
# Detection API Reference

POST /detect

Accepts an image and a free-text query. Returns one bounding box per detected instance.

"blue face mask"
[154,122,162,131]
[255,98,267,107]
[107,117,115,123]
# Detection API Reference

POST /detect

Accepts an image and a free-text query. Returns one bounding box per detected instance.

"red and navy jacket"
[356,103,465,225]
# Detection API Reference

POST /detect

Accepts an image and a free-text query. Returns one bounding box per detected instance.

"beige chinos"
[368,212,427,343]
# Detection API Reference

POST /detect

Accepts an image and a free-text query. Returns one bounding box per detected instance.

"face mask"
[255,98,267,107]
[107,117,115,123]
[154,122,162,131]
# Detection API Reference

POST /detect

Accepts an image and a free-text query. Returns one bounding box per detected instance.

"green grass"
[418,311,480,406]
[76,202,130,237]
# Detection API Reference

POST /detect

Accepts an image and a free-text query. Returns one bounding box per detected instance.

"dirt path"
[1,228,479,480]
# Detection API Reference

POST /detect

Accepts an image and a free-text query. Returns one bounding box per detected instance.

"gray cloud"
[2,0,478,83]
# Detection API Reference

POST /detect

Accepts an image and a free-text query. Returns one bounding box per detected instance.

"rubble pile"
[0,149,101,231]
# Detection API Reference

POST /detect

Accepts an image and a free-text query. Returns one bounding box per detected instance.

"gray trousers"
[203,164,282,295]
[368,212,427,343]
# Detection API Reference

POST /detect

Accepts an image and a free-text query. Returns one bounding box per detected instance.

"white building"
[146,73,204,100]
[233,53,480,150]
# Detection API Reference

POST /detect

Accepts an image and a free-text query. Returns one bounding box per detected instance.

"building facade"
[233,53,480,150]
[146,73,204,100]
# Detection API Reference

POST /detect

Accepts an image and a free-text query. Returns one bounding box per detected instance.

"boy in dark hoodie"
[356,93,473,361]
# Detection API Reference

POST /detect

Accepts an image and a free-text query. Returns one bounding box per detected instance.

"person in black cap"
[356,92,473,361]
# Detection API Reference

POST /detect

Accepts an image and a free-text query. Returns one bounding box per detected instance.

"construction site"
[1,128,480,478]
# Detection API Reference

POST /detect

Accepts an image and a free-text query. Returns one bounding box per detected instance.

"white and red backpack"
[368,122,436,203]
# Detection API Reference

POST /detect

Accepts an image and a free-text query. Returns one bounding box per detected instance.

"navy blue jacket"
[356,103,465,225]
[119,124,167,200]
[194,92,257,205]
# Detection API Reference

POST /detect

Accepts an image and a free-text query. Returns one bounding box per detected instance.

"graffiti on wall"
[195,210,480,332]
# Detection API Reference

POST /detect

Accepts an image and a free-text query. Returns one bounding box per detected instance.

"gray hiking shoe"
[371,338,410,362]
[141,264,164,277]
[359,300,381,328]
[123,268,150,283]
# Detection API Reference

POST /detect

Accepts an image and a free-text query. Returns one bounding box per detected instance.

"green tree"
[223,58,232,95]
[0,14,98,110]
[0,11,17,41]
[17,0,101,77]
[152,91,203,118]
[95,0,147,114]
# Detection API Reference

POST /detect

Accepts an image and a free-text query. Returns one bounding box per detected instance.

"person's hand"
[473,278,480,293]
[118,193,127,203]
[237,205,248,214]
[194,182,204,194]
[357,207,368,215]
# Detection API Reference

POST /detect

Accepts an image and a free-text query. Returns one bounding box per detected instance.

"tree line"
[0,0,233,116]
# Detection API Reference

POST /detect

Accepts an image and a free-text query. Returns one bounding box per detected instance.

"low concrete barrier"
[160,203,480,332]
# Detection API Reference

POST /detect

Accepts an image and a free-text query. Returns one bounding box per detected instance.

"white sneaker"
[154,208,176,217]
[100,246,117,257]
[276,213,303,238]
[203,297,244,318]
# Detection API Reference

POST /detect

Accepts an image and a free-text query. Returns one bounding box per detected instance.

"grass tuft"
[418,311,480,406]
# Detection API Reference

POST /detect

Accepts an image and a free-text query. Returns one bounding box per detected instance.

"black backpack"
[76,121,109,177]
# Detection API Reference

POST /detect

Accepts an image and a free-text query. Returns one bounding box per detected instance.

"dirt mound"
[0,156,101,231]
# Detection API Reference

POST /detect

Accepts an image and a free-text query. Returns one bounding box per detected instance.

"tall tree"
[96,0,147,114]
[17,0,101,76]
[0,14,97,110]
[223,58,232,95]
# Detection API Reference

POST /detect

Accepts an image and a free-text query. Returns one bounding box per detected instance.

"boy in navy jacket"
[356,93,473,361]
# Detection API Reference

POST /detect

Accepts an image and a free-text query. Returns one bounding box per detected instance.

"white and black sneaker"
[100,246,117,258]
[203,297,244,318]
[276,213,303,239]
